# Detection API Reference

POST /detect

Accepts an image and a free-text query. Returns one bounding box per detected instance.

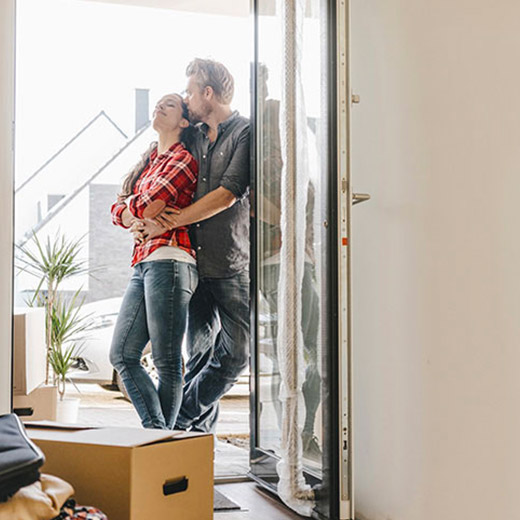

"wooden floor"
[214,481,306,520]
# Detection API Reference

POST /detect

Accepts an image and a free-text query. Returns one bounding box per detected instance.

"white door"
[249,1,364,518]
[351,1,520,519]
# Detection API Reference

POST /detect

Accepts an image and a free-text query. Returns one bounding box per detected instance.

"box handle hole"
[163,476,188,496]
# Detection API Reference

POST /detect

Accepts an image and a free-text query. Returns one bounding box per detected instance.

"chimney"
[135,88,150,133]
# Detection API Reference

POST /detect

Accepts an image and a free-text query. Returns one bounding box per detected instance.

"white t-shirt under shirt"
[137,246,196,266]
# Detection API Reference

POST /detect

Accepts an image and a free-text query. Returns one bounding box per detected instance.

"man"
[140,58,250,433]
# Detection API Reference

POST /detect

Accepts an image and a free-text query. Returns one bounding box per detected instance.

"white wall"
[351,1,520,519]
[0,0,15,414]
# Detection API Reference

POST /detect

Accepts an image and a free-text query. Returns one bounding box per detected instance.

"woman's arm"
[111,201,133,229]
[130,219,166,244]
[120,207,136,228]
[125,150,197,220]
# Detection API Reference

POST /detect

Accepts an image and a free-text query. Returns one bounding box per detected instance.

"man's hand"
[153,207,184,230]
[130,219,167,244]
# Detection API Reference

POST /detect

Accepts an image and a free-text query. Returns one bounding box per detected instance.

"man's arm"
[154,124,250,230]
[154,186,236,229]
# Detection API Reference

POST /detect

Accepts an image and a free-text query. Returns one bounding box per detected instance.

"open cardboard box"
[26,423,214,520]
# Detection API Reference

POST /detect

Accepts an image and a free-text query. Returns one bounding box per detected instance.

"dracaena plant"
[48,290,93,400]
[16,231,90,386]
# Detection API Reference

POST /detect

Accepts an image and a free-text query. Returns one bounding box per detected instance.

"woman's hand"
[153,207,183,229]
[130,220,146,245]
[130,219,167,244]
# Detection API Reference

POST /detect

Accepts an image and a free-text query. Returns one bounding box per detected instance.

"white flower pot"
[56,397,80,423]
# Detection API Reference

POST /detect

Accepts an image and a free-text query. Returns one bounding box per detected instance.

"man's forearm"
[176,187,236,227]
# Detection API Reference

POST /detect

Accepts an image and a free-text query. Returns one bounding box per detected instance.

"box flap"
[25,420,94,431]
[72,428,212,447]
[74,427,177,447]
[27,424,212,448]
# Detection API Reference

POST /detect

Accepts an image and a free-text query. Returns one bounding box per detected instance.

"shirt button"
[196,223,200,228]
[202,177,207,182]
[202,154,206,159]
[197,246,202,251]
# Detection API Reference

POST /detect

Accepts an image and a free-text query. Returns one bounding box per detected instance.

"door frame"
[335,0,354,517]
[0,0,15,416]
[248,1,353,518]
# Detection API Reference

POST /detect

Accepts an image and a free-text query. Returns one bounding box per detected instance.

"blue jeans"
[175,270,250,432]
[109,260,198,429]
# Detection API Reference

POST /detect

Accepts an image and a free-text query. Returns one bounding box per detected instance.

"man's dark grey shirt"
[189,111,250,279]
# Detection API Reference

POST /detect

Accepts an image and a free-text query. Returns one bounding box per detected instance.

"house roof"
[17,121,153,246]
[15,111,127,194]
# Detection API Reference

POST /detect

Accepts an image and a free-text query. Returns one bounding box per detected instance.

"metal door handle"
[352,193,371,205]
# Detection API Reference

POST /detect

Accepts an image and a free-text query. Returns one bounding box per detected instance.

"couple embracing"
[109,58,250,432]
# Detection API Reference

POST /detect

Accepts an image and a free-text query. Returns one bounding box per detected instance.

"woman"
[109,93,198,430]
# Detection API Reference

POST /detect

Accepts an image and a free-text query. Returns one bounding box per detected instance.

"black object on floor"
[214,488,241,511]
[0,413,45,502]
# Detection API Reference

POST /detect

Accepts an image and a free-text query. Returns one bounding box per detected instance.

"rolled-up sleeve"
[110,201,130,229]
[219,125,250,199]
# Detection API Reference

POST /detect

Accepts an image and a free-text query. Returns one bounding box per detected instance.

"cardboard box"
[27,424,214,520]
[13,384,57,421]
[13,307,46,395]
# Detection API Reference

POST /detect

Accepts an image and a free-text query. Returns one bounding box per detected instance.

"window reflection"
[257,60,323,468]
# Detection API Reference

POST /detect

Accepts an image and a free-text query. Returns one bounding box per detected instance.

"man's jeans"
[110,260,198,429]
[175,270,250,432]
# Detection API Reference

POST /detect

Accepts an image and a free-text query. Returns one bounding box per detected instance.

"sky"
[15,0,323,185]
[15,0,253,182]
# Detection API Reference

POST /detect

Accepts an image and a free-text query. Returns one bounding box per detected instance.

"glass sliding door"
[250,0,350,518]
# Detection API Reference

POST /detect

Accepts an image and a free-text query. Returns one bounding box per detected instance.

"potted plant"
[16,232,92,421]
[48,290,93,422]
[17,232,89,378]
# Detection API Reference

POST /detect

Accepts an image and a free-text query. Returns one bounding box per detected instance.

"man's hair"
[186,58,234,105]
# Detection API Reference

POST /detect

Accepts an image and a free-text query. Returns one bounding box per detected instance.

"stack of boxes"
[12,307,57,421]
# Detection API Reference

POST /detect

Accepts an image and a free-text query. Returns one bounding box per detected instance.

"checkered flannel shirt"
[111,142,198,266]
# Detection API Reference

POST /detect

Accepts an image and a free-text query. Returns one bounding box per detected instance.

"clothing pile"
[0,414,107,520]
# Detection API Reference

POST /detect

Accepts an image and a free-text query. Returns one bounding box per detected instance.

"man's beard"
[189,111,203,124]
[189,101,212,124]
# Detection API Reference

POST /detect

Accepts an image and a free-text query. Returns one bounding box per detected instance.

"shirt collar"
[152,141,185,161]
[199,110,240,136]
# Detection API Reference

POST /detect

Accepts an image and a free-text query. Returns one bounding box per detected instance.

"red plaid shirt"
[111,142,198,266]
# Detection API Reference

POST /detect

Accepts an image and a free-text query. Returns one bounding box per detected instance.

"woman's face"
[152,93,188,133]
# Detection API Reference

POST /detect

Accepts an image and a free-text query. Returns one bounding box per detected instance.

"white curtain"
[275,0,315,515]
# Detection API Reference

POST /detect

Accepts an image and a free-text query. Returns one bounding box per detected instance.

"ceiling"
[82,0,259,17]
[82,1,316,23]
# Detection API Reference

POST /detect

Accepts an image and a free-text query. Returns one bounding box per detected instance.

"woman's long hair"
[119,98,197,198]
